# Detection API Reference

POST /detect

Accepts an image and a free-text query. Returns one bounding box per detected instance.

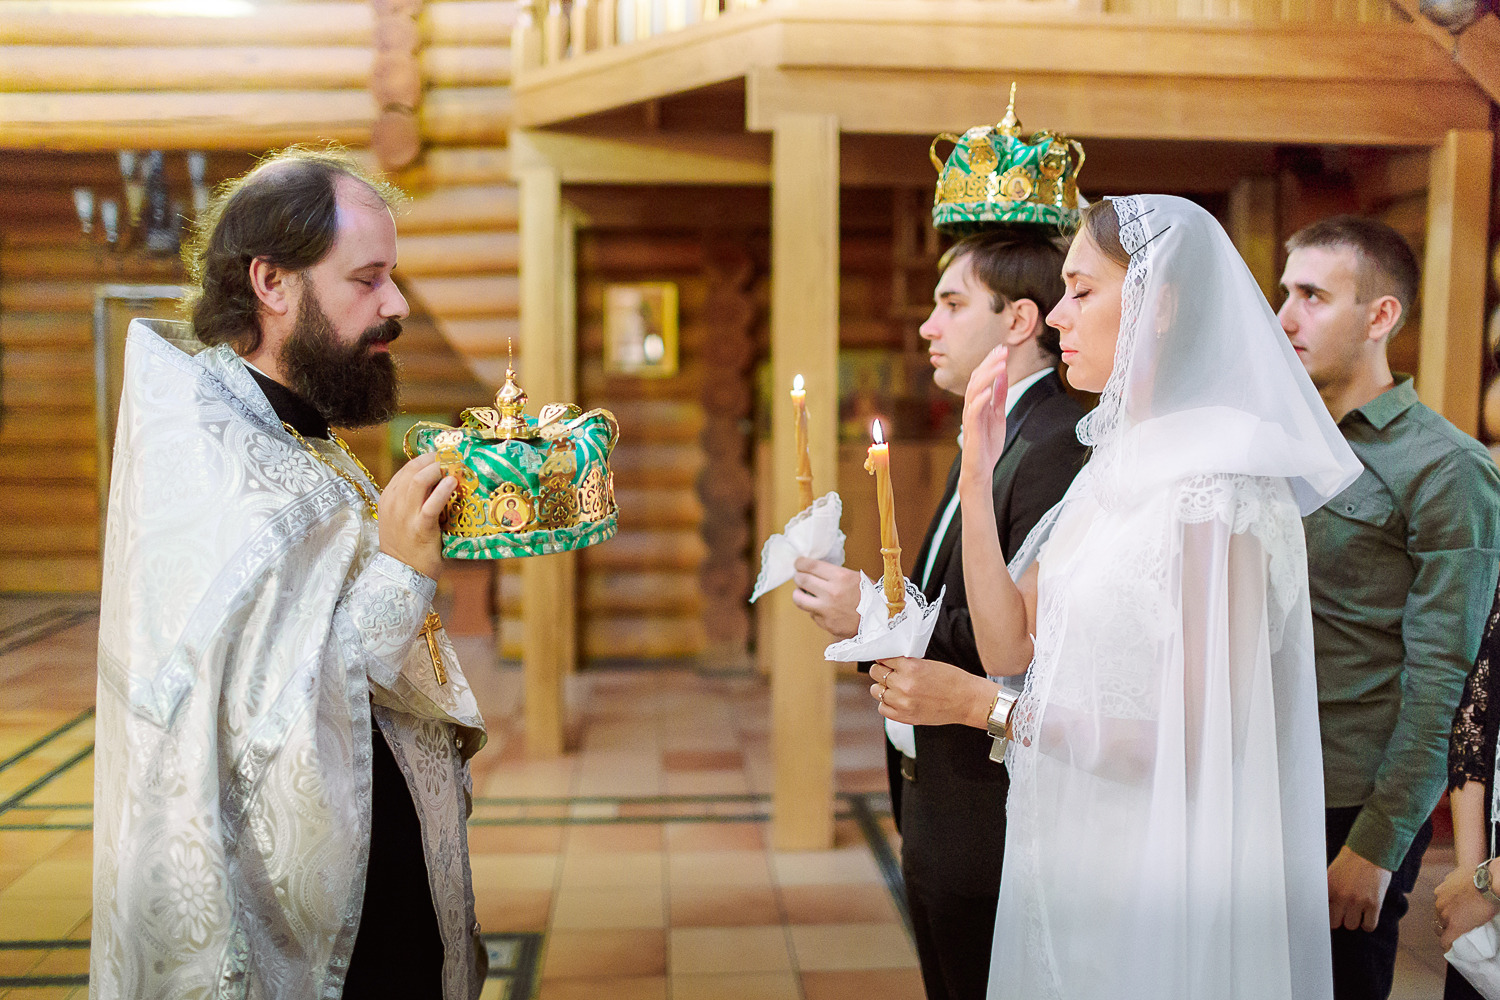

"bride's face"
[1047,231,1126,393]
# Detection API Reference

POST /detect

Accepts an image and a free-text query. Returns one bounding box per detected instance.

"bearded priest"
[91,147,488,1000]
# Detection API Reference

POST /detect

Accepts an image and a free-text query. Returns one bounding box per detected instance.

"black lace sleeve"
[1449,584,1500,801]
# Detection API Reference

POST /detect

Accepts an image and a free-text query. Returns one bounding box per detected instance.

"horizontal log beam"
[429,315,521,354]
[514,5,1477,134]
[399,274,519,316]
[400,184,519,232]
[0,2,375,46]
[423,1,516,45]
[422,46,511,88]
[0,556,100,594]
[0,482,94,520]
[746,68,1489,144]
[398,231,520,275]
[0,90,374,151]
[0,311,92,348]
[0,523,99,556]
[397,147,512,189]
[421,87,515,145]
[579,529,710,570]
[1,246,182,280]
[0,46,371,92]
[0,150,255,188]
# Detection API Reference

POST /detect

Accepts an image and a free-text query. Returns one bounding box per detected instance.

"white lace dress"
[991,470,1328,1000]
[983,195,1356,1000]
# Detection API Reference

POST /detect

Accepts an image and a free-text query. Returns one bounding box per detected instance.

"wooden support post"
[1227,176,1278,303]
[516,137,577,756]
[769,112,839,851]
[1418,129,1492,436]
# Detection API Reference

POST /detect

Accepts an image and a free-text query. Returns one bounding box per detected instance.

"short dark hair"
[939,228,1068,359]
[183,145,404,353]
[1286,215,1420,334]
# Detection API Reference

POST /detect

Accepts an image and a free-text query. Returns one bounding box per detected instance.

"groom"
[793,228,1086,999]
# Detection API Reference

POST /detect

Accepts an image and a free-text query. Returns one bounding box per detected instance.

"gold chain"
[282,422,380,519]
[282,423,451,686]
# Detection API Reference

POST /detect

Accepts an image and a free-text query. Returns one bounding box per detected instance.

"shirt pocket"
[1310,471,1404,597]
[1328,471,1397,531]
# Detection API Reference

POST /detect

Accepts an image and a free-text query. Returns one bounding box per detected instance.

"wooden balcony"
[511,0,1484,146]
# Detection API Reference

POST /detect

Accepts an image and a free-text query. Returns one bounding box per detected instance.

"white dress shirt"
[886,366,1053,760]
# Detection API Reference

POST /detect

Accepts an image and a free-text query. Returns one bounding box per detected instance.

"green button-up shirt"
[1306,375,1500,871]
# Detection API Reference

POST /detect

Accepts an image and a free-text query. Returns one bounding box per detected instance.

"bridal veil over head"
[991,195,1358,1000]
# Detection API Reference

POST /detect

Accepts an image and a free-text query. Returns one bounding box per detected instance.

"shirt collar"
[243,362,331,439]
[1343,374,1418,432]
[1004,367,1053,417]
[956,367,1054,446]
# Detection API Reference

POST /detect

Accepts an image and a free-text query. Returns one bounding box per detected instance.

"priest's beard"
[278,287,401,428]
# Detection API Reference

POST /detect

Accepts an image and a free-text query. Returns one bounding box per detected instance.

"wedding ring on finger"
[878,685,886,704]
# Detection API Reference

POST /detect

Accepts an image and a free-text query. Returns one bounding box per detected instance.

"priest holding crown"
[91,148,488,1000]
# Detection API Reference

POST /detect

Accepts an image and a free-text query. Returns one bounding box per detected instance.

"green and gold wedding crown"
[403,366,619,560]
[930,84,1086,236]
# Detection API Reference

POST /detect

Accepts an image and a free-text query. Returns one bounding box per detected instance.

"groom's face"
[920,253,1014,396]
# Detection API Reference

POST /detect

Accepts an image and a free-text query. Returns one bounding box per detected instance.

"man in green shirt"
[1279,215,1500,999]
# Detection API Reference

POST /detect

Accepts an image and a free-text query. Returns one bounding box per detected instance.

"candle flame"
[792,374,805,392]
[871,419,884,445]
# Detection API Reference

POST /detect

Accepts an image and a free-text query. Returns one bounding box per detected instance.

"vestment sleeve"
[1347,452,1500,871]
[334,551,438,690]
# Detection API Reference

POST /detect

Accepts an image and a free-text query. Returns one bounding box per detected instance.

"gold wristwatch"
[1475,859,1500,905]
[986,688,1019,763]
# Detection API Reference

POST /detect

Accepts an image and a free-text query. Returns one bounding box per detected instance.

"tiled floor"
[0,594,1457,999]
[0,597,919,999]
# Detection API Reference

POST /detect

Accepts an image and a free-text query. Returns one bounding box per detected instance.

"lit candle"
[864,419,904,618]
[792,374,814,510]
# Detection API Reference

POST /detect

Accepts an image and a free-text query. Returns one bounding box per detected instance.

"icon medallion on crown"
[403,363,620,559]
[930,83,1086,236]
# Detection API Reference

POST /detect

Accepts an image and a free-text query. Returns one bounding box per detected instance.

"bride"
[872,195,1359,999]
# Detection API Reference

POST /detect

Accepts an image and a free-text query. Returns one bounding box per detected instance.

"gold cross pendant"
[419,611,448,685]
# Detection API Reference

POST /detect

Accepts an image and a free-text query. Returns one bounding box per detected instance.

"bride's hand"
[873,657,998,730]
[961,346,1008,488]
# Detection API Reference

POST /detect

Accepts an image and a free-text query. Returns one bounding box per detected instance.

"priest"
[91,147,488,1000]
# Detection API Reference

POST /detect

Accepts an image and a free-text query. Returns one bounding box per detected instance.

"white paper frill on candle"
[823,575,945,662]
[828,569,942,665]
[749,492,846,603]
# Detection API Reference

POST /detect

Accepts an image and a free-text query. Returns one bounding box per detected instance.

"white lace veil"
[1085,195,1359,509]
[988,196,1352,1000]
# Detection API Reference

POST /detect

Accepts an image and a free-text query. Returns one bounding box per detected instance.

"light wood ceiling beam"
[514,5,1479,139]
[745,69,1486,146]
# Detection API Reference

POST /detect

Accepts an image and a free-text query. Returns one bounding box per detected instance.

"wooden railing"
[512,0,742,72]
[511,0,1399,77]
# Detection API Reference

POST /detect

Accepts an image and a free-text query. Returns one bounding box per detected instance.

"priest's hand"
[791,558,860,639]
[1327,845,1392,933]
[379,453,457,581]
[873,657,996,730]
[959,345,1008,492]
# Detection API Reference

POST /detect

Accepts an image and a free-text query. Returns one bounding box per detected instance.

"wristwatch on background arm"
[1475,859,1500,905]
[986,688,1019,763]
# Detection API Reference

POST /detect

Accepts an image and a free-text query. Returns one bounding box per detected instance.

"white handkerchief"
[823,575,945,662]
[750,492,846,603]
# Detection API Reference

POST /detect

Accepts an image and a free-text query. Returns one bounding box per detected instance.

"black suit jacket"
[888,369,1087,895]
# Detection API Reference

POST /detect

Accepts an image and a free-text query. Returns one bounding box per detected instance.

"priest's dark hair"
[183,145,406,354]
[1286,215,1420,336]
[938,227,1068,360]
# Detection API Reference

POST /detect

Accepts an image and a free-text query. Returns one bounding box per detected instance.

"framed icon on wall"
[603,281,679,378]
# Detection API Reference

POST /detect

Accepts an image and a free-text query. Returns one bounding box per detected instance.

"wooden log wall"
[494,185,926,666]
[0,148,488,594]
